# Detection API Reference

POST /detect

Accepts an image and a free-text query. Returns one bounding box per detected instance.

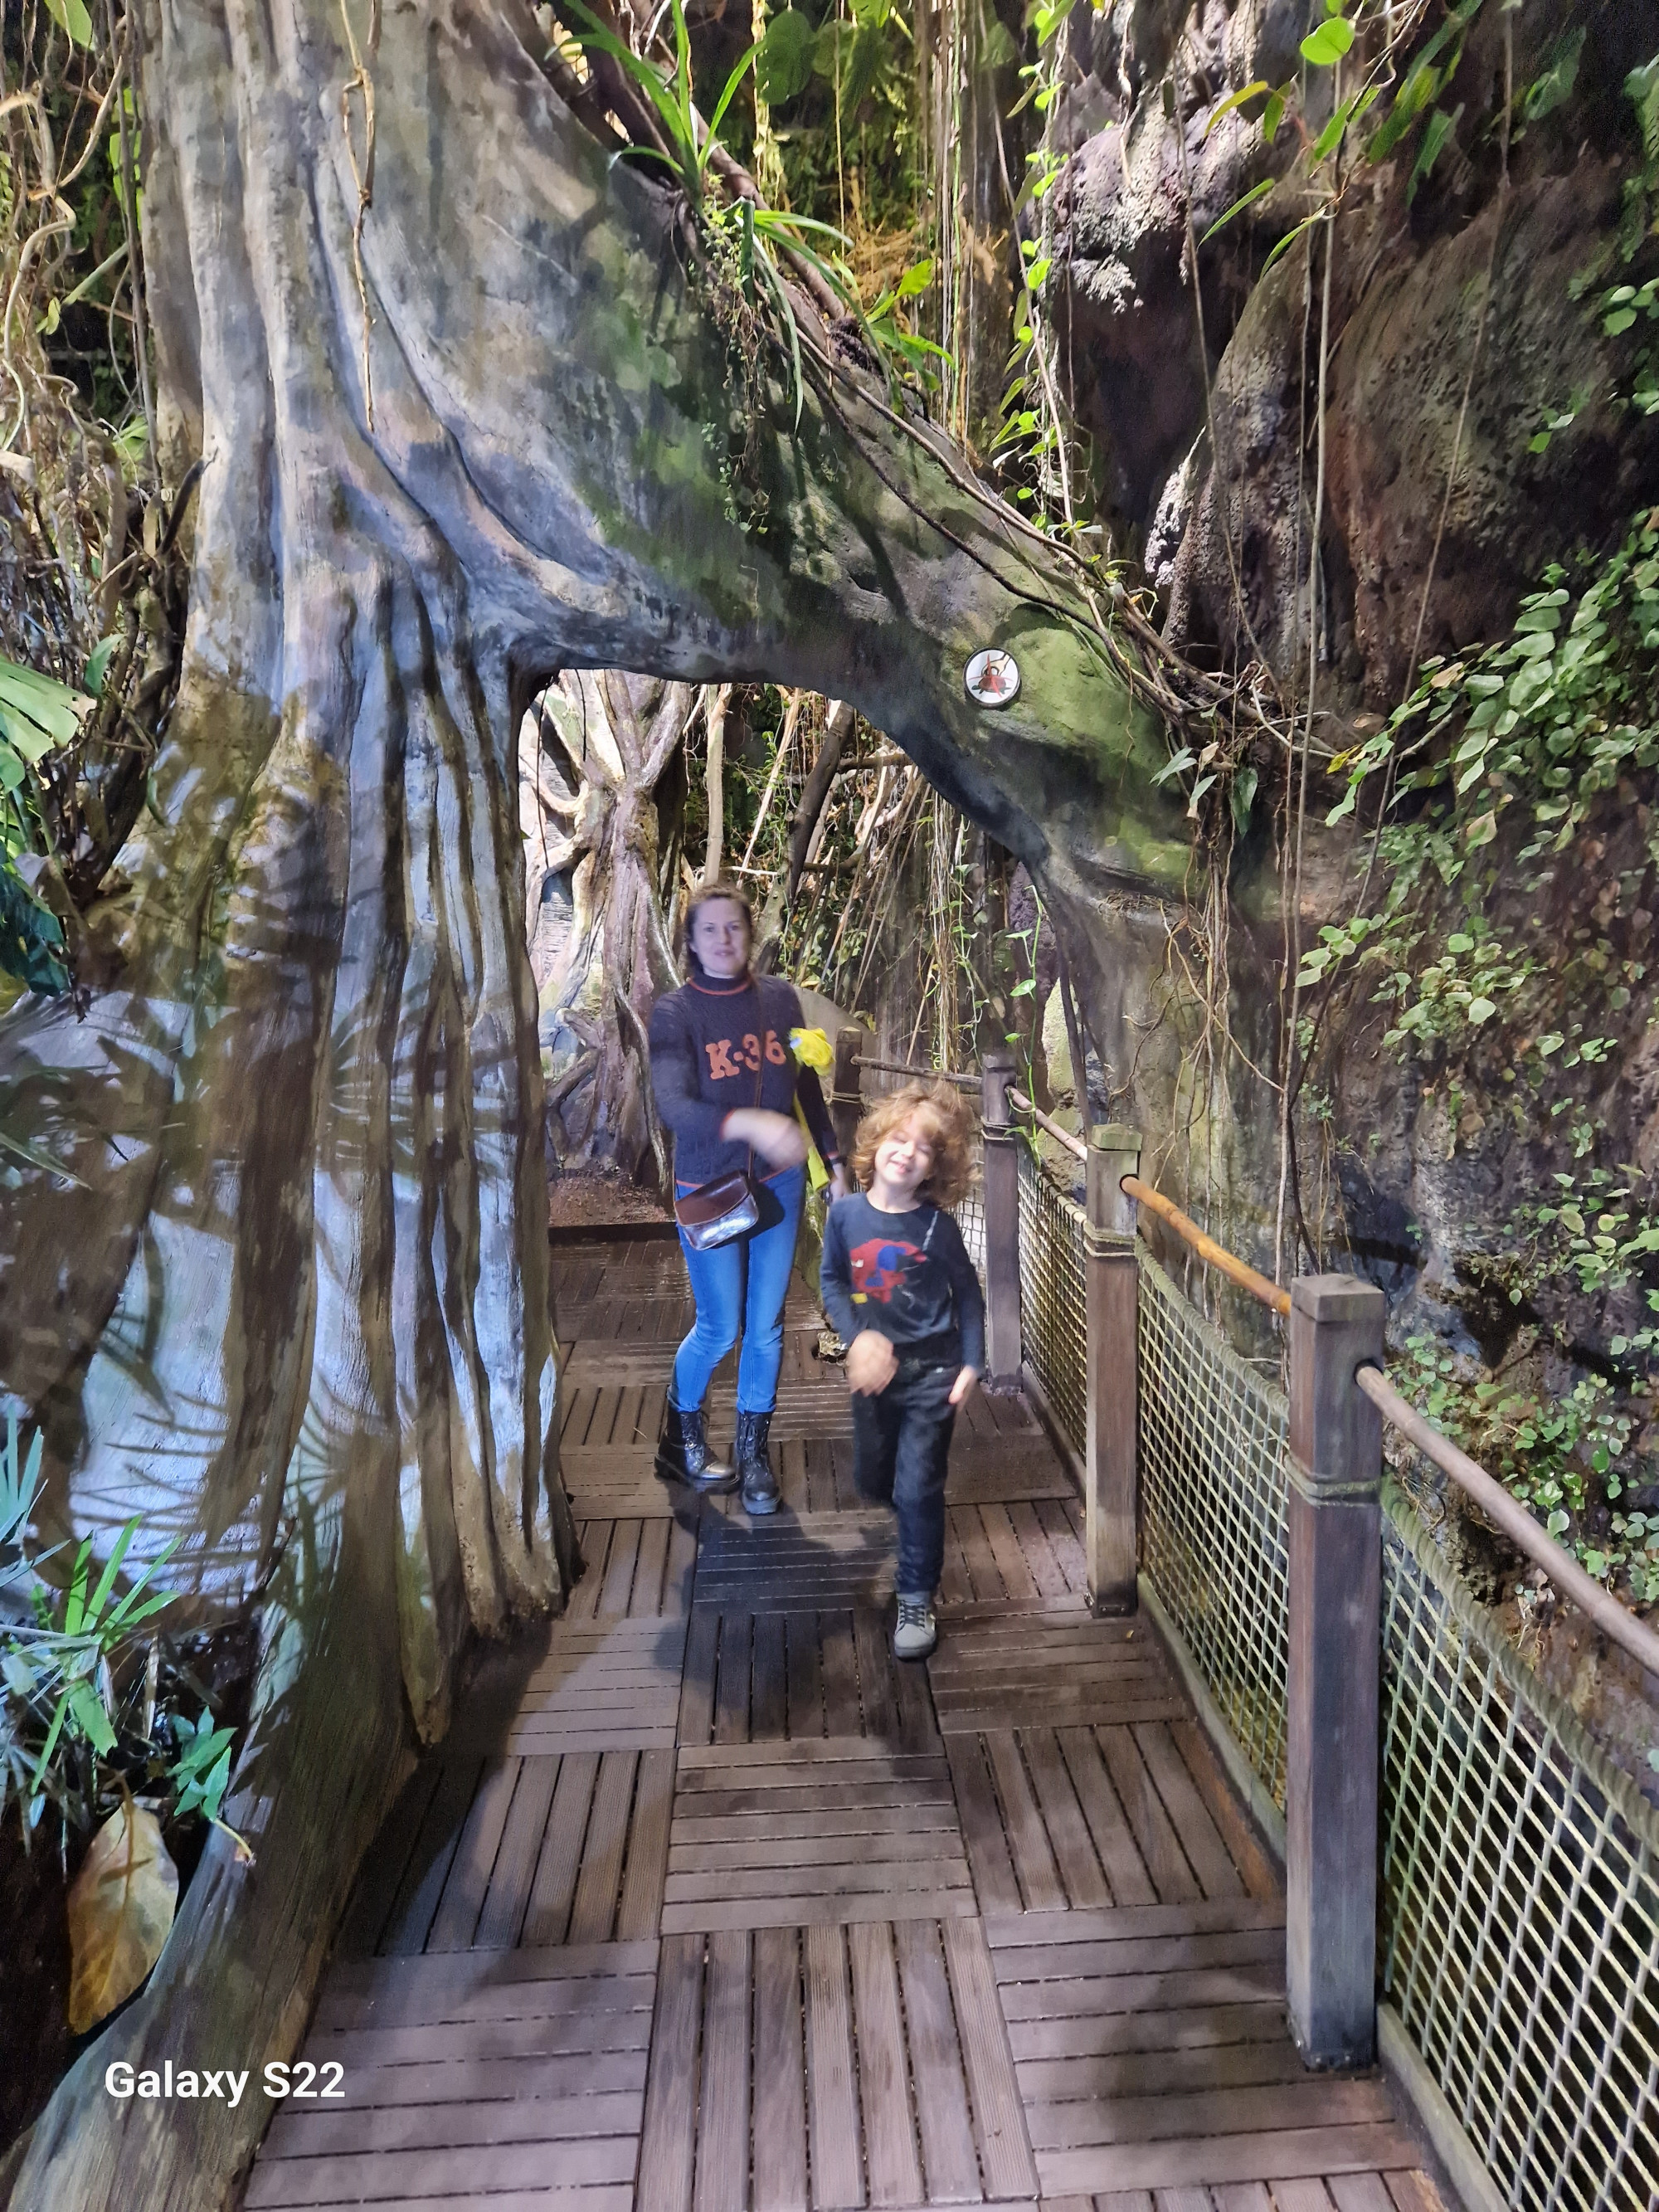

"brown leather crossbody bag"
[673,1035,763,1250]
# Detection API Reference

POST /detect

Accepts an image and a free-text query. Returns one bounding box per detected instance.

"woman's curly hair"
[849,1080,978,1209]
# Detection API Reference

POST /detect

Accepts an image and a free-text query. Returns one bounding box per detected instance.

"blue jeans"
[851,1357,958,1599]
[674,1166,805,1414]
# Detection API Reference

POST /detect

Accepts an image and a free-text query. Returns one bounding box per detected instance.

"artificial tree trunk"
[523,668,694,1185]
[0,2,1188,2204]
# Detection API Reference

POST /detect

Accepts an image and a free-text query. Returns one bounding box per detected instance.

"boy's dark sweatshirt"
[648,970,839,1188]
[820,1192,986,1372]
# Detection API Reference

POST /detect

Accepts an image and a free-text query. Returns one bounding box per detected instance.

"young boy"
[820,1081,985,1659]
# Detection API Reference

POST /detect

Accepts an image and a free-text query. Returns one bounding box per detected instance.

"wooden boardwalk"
[246,1236,1447,2212]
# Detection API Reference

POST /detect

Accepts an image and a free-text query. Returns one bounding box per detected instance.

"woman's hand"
[829,1162,851,1200]
[846,1330,898,1396]
[949,1366,979,1406]
[722,1108,809,1169]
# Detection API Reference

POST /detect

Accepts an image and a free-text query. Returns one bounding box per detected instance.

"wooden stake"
[1084,1124,1140,1615]
[1286,1273,1384,2070]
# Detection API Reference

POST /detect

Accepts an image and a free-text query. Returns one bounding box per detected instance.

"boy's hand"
[949,1367,978,1406]
[846,1330,898,1396]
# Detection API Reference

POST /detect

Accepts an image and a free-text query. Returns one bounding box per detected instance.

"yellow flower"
[790,1026,833,1071]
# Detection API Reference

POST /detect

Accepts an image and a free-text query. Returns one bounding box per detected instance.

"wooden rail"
[1120,1176,1292,1318]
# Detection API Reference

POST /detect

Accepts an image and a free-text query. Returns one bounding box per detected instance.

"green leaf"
[1202,79,1269,138]
[1408,105,1461,203]
[755,8,815,104]
[1300,16,1354,67]
[1262,88,1287,142]
[1466,996,1496,1025]
[42,0,94,46]
[979,17,1019,71]
[1199,177,1273,244]
[66,1678,116,1756]
[84,636,120,698]
[1520,28,1583,126]
[703,41,760,165]
[1230,763,1258,836]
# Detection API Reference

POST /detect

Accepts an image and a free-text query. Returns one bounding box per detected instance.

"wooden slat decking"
[245,1236,1450,2212]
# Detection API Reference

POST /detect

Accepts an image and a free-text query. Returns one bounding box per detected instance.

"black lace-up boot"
[734,1410,780,1516]
[654,1401,736,1493]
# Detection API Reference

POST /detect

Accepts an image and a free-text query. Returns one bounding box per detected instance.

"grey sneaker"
[893,1595,937,1661]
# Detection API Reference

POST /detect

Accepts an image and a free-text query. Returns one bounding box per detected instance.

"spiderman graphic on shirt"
[849,1236,929,1323]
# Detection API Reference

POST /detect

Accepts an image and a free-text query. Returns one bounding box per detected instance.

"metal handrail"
[1356,1362,1659,1680]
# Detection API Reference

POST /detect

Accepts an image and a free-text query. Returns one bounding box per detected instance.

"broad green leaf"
[755,7,815,104]
[897,256,934,298]
[43,0,94,46]
[1300,17,1354,66]
[67,1802,178,2034]
[979,17,1019,71]
[84,636,120,697]
[1229,763,1258,836]
[1520,28,1583,126]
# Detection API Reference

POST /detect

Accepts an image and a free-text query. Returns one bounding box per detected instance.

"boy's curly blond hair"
[850,1080,978,1209]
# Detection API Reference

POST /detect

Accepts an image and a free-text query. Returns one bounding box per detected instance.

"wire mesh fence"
[954,1178,985,1284]
[1015,1138,1087,1451]
[1137,1246,1292,1809]
[1379,1488,1659,2212]
[1010,1143,1657,2210]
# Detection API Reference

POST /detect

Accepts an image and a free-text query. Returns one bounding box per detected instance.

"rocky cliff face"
[1017,0,1659,1759]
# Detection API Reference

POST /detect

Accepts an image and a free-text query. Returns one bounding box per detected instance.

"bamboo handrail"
[1121,1174,1292,1317]
[856,1055,979,1089]
[1355,1363,1659,1679]
[1006,1087,1087,1159]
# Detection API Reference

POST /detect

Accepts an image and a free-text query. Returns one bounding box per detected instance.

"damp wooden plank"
[753,1926,810,2212]
[615,1748,675,1942]
[471,1756,562,1950]
[426,1757,519,1951]
[847,1921,924,2205]
[1132,1721,1246,1900]
[893,1918,980,2203]
[714,1611,755,1744]
[377,1760,483,1956]
[786,1610,825,1737]
[1034,2121,1420,2197]
[805,1925,865,2210]
[336,1762,445,1956]
[693,1930,752,2212]
[1096,1725,1202,1906]
[1055,1726,1159,1909]
[752,1610,788,1737]
[1166,1717,1283,1901]
[944,1732,1023,1917]
[1021,1728,1112,1909]
[941,1916,1038,2200]
[521,1751,600,1947]
[679,1607,719,1746]
[986,1732,1067,1912]
[568,1749,639,1943]
[638,1931,704,2212]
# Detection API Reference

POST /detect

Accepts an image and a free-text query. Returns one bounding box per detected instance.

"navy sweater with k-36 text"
[648,972,839,1190]
[820,1192,985,1371]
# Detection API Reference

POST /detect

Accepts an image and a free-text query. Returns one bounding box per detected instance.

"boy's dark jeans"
[851,1357,958,1597]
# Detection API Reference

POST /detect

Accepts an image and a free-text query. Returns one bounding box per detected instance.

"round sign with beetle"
[964,647,1020,707]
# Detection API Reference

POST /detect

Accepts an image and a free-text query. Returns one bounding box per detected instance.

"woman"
[647,883,848,1513]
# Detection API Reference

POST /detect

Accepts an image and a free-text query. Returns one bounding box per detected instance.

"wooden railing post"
[830,1026,864,1167]
[980,1050,1021,1390]
[1287,1274,1385,2070]
[1084,1125,1141,1615]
